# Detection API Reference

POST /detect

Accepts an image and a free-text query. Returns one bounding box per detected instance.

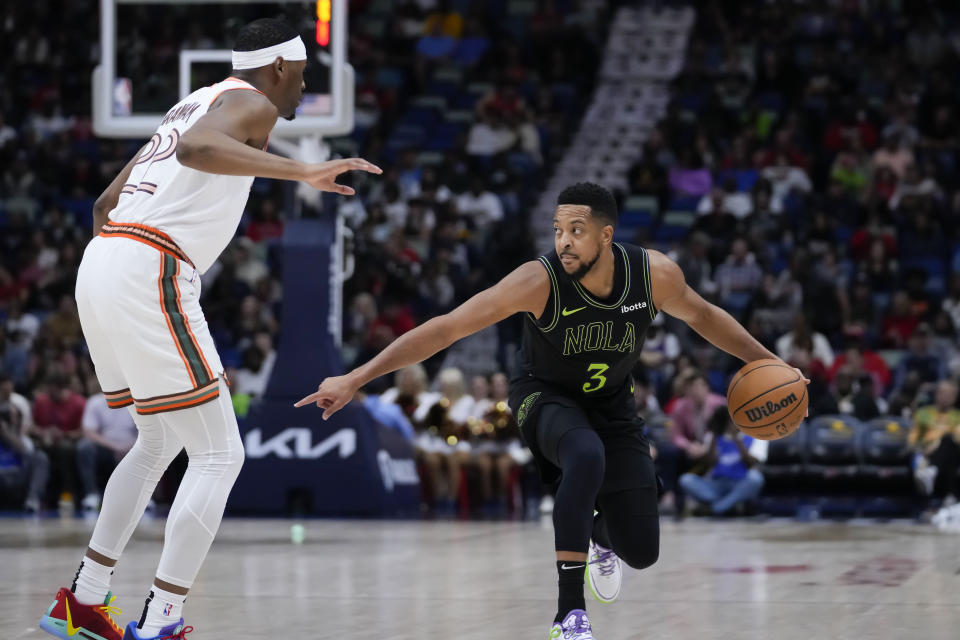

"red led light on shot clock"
[316,0,331,46]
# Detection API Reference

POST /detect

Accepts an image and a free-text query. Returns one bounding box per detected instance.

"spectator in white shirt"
[5,300,41,349]
[776,313,835,368]
[77,382,138,512]
[382,181,409,229]
[889,163,941,210]
[466,110,517,157]
[714,239,764,308]
[0,113,16,149]
[233,332,277,397]
[456,177,504,232]
[761,153,813,206]
[233,237,268,289]
[697,178,752,219]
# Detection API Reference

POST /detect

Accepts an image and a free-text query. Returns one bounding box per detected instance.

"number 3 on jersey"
[582,363,609,393]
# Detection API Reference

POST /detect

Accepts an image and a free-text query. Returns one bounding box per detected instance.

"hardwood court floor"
[1,516,958,639]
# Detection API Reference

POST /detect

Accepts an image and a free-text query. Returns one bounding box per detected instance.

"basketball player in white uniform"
[38,19,381,640]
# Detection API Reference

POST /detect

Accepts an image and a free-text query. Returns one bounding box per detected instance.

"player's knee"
[190,439,245,480]
[231,443,246,474]
[561,436,604,480]
[619,541,659,570]
[225,441,246,479]
[130,433,175,467]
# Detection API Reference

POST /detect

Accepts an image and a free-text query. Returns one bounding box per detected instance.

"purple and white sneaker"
[549,609,594,639]
[122,619,192,639]
[586,539,621,604]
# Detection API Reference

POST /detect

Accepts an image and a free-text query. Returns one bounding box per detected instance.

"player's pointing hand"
[294,374,360,420]
[301,157,382,195]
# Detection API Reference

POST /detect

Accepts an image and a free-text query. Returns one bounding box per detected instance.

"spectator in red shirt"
[476,81,527,121]
[368,299,417,344]
[849,216,897,263]
[757,129,808,170]
[245,200,284,243]
[827,343,892,392]
[0,266,25,310]
[824,106,878,152]
[881,291,921,347]
[31,374,85,505]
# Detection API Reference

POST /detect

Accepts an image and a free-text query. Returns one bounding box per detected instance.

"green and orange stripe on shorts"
[145,253,219,414]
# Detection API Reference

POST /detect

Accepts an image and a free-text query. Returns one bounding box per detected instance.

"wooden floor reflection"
[2,516,958,639]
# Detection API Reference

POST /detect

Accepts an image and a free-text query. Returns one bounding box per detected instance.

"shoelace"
[562,613,592,638]
[590,548,618,577]
[96,595,123,635]
[161,626,194,640]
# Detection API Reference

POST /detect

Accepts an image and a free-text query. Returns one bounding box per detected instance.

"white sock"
[138,587,187,637]
[72,555,114,605]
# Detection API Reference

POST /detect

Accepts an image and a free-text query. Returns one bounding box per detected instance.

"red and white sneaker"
[39,588,124,640]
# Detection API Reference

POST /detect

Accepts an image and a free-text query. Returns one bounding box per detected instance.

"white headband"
[232,36,307,70]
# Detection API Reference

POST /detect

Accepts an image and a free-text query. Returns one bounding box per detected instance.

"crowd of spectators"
[6,0,960,517]
[621,1,960,515]
[340,0,605,374]
[0,0,607,514]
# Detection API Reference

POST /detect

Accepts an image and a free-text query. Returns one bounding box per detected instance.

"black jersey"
[515,243,657,408]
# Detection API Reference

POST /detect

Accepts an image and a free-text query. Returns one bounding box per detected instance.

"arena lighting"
[316,0,331,46]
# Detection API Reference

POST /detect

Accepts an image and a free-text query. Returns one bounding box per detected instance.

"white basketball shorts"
[75,222,224,415]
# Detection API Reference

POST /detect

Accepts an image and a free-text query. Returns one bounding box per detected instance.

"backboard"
[93,0,353,138]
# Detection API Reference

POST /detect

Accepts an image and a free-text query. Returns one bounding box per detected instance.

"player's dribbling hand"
[293,374,359,420]
[301,158,382,195]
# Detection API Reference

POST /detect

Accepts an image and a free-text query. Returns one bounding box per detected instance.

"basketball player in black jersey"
[297,182,792,638]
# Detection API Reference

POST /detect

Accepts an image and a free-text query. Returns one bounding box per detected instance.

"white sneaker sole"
[586,545,621,604]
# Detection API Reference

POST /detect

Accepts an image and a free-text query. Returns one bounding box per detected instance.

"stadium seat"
[624,194,659,217]
[858,416,912,491]
[401,107,440,128]
[715,169,759,192]
[443,110,474,123]
[662,210,695,227]
[668,195,700,212]
[834,225,854,244]
[614,227,644,243]
[416,151,445,166]
[758,422,807,493]
[655,210,695,241]
[621,208,654,225]
[805,415,862,491]
[59,197,96,221]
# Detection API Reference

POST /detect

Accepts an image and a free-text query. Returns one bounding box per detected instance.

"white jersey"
[108,77,265,274]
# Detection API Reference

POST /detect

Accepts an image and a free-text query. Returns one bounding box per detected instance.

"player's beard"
[569,248,601,281]
[283,112,297,121]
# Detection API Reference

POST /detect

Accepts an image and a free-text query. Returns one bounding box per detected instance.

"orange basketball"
[727,359,807,440]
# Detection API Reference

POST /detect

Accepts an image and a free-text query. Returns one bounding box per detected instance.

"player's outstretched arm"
[176,90,381,189]
[648,249,778,364]
[295,261,550,419]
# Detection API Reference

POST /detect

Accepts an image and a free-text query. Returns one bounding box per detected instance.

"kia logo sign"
[244,427,357,459]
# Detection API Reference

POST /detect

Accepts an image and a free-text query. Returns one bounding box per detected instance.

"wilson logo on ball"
[744,392,799,423]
